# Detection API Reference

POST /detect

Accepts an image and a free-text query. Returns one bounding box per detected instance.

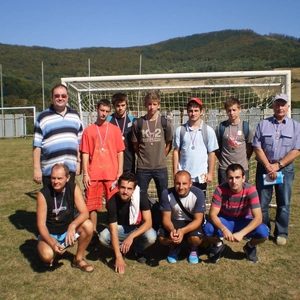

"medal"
[53,188,65,221]
[114,114,127,139]
[187,122,198,150]
[96,123,109,152]
[146,117,158,145]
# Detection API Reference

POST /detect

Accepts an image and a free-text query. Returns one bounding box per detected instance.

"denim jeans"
[99,225,157,254]
[256,162,294,238]
[203,217,269,239]
[136,167,168,201]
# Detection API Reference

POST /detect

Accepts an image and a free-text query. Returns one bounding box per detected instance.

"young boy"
[80,99,125,242]
[107,93,136,173]
[173,97,218,197]
[216,97,253,184]
[131,91,173,201]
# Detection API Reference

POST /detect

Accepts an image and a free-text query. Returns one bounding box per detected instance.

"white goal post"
[0,106,36,138]
[61,70,291,200]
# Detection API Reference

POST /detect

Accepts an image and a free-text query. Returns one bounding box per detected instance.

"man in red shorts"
[80,99,125,243]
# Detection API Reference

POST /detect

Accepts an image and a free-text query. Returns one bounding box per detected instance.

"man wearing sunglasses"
[33,84,83,186]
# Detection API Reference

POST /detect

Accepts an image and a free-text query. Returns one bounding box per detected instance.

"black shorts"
[158,219,204,239]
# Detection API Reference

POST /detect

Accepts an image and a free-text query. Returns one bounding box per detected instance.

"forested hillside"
[1,29,300,110]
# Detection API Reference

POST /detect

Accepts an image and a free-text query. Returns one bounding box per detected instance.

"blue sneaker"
[188,249,199,264]
[167,246,180,263]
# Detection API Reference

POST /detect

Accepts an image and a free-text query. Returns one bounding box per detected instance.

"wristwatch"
[278,161,283,169]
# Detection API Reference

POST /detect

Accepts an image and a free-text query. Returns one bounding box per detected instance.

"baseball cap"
[272,93,289,104]
[188,97,203,106]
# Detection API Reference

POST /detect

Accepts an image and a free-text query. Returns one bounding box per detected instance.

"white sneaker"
[276,236,287,246]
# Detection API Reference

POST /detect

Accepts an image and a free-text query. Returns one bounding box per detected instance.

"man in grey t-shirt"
[216,97,253,184]
[131,91,173,201]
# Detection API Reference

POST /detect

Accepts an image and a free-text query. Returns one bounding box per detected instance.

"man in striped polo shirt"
[33,84,83,186]
[203,164,269,263]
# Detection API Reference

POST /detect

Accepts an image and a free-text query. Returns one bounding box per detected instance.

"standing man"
[80,99,125,243]
[158,170,206,264]
[107,93,136,173]
[131,91,173,201]
[173,97,218,196]
[99,172,156,274]
[37,163,94,272]
[252,93,300,246]
[203,164,269,263]
[33,84,83,186]
[216,97,253,184]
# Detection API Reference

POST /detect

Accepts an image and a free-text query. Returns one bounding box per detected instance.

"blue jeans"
[203,217,269,239]
[136,168,168,201]
[256,162,294,238]
[99,225,157,254]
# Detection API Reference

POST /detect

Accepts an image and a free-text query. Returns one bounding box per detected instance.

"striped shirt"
[33,105,83,176]
[211,182,260,219]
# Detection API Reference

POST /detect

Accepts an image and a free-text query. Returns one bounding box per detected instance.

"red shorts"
[85,180,118,212]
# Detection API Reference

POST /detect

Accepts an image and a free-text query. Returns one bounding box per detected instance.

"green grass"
[1,139,300,299]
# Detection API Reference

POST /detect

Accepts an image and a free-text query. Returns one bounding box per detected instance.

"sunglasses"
[54,94,68,99]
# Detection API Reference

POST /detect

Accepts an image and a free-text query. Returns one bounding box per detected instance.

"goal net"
[62,70,291,201]
[0,106,36,138]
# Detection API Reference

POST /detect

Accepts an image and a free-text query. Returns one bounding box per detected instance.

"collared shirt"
[252,116,300,162]
[33,105,83,176]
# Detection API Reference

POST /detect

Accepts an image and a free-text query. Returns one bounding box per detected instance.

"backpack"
[179,122,208,151]
[137,115,168,142]
[218,120,249,150]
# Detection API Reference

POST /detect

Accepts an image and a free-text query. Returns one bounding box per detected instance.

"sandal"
[71,258,94,273]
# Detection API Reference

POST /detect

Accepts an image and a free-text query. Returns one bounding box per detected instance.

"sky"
[0,0,299,49]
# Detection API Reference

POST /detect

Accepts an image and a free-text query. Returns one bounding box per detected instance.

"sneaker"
[167,246,180,263]
[135,253,147,264]
[276,236,287,246]
[243,243,258,263]
[188,249,199,264]
[209,242,225,262]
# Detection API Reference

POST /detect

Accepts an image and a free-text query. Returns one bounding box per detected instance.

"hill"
[1,29,300,110]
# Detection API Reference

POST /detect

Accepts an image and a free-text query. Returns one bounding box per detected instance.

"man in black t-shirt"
[99,172,157,274]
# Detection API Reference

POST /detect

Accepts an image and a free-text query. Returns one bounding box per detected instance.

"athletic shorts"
[38,231,67,244]
[158,219,204,239]
[85,180,119,212]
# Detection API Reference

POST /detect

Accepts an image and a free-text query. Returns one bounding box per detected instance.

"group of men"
[33,84,300,274]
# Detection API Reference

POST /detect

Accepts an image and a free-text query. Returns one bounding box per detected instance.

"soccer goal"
[0,106,36,138]
[61,70,291,200]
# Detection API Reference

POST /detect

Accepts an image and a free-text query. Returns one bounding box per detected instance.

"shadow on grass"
[9,210,37,234]
[19,238,74,273]
[200,244,246,264]
[25,189,40,201]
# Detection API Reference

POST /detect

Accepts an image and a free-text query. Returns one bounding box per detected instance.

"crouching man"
[99,172,157,274]
[37,163,94,272]
[203,164,269,263]
[158,170,206,264]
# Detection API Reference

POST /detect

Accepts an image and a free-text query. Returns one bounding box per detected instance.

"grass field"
[1,139,300,300]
